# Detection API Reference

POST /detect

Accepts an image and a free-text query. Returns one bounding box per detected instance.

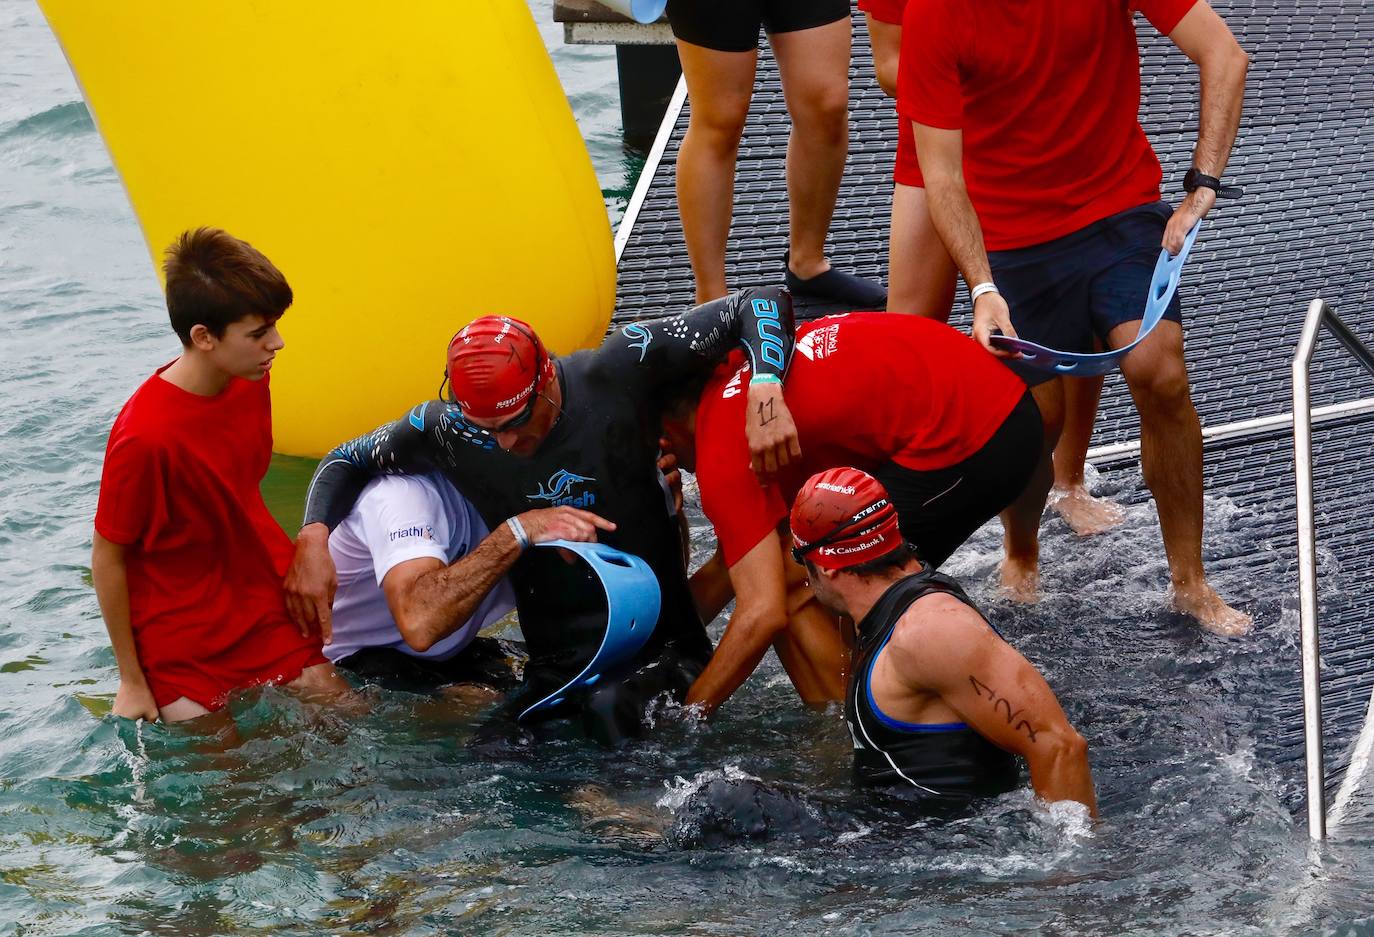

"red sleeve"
[94,430,161,546]
[1132,0,1199,34]
[897,0,964,130]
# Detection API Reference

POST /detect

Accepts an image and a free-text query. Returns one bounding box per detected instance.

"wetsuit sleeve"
[600,286,796,397]
[301,402,442,531]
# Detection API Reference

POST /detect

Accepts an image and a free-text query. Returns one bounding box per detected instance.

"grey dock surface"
[613,3,1374,814]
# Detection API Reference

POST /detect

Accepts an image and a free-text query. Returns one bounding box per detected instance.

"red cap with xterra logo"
[445,315,556,421]
[790,467,904,571]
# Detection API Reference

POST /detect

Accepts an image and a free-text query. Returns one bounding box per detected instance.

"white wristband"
[506,516,530,551]
[970,282,1000,304]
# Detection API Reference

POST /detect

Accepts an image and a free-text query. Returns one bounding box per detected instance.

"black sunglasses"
[790,497,893,564]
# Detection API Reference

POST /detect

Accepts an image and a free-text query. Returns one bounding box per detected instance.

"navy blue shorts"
[989,201,1182,386]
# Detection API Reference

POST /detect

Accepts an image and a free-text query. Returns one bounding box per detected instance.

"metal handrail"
[1293,298,1374,841]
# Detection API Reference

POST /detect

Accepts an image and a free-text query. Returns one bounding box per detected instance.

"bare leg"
[1001,379,1064,602]
[288,660,352,699]
[674,40,758,303]
[160,695,213,723]
[888,182,958,319]
[771,19,852,280]
[1111,320,1250,635]
[1051,373,1125,536]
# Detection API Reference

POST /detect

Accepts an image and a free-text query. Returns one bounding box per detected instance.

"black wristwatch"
[1183,167,1243,199]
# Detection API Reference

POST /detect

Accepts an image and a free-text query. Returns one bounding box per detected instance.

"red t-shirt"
[695,314,1026,566]
[95,364,324,709]
[897,0,1198,250]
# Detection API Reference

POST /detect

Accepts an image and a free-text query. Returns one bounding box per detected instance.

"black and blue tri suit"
[847,566,1021,810]
[302,288,795,745]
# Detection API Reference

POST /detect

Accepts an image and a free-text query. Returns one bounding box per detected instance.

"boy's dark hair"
[162,227,293,345]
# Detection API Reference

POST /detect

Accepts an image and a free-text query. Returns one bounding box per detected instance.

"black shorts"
[667,0,851,53]
[990,201,1184,388]
[334,636,525,694]
[872,391,1043,568]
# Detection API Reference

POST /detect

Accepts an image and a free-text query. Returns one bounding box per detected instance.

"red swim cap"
[446,316,556,421]
[790,467,904,571]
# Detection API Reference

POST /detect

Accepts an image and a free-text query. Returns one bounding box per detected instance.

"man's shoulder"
[356,472,450,511]
[898,587,986,643]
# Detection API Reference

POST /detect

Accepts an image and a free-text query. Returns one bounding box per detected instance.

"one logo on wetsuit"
[389,524,436,542]
[795,323,840,362]
[751,298,787,372]
[621,323,652,362]
[526,469,598,507]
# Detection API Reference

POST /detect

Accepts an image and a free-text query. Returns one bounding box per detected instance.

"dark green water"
[4,1,1374,934]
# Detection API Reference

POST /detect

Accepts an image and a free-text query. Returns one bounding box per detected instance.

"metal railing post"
[1292,298,1328,841]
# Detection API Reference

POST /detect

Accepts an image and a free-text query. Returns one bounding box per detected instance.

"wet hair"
[162,227,292,345]
[806,541,921,580]
[661,363,718,421]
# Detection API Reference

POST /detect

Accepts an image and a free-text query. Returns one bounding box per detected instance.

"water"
[2,1,1374,933]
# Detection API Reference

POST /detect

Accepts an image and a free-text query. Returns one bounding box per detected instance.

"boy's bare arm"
[91,532,159,721]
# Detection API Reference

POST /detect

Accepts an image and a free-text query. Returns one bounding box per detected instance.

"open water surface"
[3,1,1374,933]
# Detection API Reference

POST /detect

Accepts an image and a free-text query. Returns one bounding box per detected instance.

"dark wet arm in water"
[684,531,791,715]
[289,405,441,640]
[893,595,1098,817]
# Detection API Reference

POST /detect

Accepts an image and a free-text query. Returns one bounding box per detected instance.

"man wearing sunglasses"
[286,287,805,745]
[792,467,1097,815]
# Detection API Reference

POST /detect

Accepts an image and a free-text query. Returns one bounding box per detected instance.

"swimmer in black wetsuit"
[285,288,803,746]
[790,467,1098,815]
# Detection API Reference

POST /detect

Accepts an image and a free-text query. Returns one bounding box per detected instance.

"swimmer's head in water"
[790,467,904,572]
[445,315,557,421]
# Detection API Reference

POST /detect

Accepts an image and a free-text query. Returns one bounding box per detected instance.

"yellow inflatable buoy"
[38,1,615,458]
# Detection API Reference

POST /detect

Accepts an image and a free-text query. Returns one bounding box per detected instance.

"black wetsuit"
[302,288,795,744]
[847,568,1020,809]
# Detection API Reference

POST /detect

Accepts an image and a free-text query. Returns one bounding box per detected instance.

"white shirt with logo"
[325,473,516,663]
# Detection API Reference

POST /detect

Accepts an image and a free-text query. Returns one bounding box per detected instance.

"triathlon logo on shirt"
[389,524,437,542]
[796,323,840,362]
[526,469,597,508]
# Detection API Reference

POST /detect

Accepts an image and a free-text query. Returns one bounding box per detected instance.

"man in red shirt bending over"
[663,313,1044,715]
[900,0,1251,634]
[92,228,349,723]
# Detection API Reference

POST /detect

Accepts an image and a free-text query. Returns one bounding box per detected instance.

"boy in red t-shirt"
[92,228,349,723]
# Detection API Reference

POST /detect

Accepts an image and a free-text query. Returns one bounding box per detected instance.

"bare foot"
[1051,485,1126,537]
[999,555,1040,604]
[1171,583,1253,636]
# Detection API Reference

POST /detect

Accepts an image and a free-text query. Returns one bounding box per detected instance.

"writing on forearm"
[969,675,1039,743]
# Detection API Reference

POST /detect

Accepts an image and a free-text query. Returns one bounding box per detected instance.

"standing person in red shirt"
[92,228,349,723]
[901,0,1251,634]
[862,0,1123,539]
[662,313,1046,715]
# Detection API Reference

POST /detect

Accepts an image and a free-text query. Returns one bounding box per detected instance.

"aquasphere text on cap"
[790,467,904,571]
[446,315,556,421]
